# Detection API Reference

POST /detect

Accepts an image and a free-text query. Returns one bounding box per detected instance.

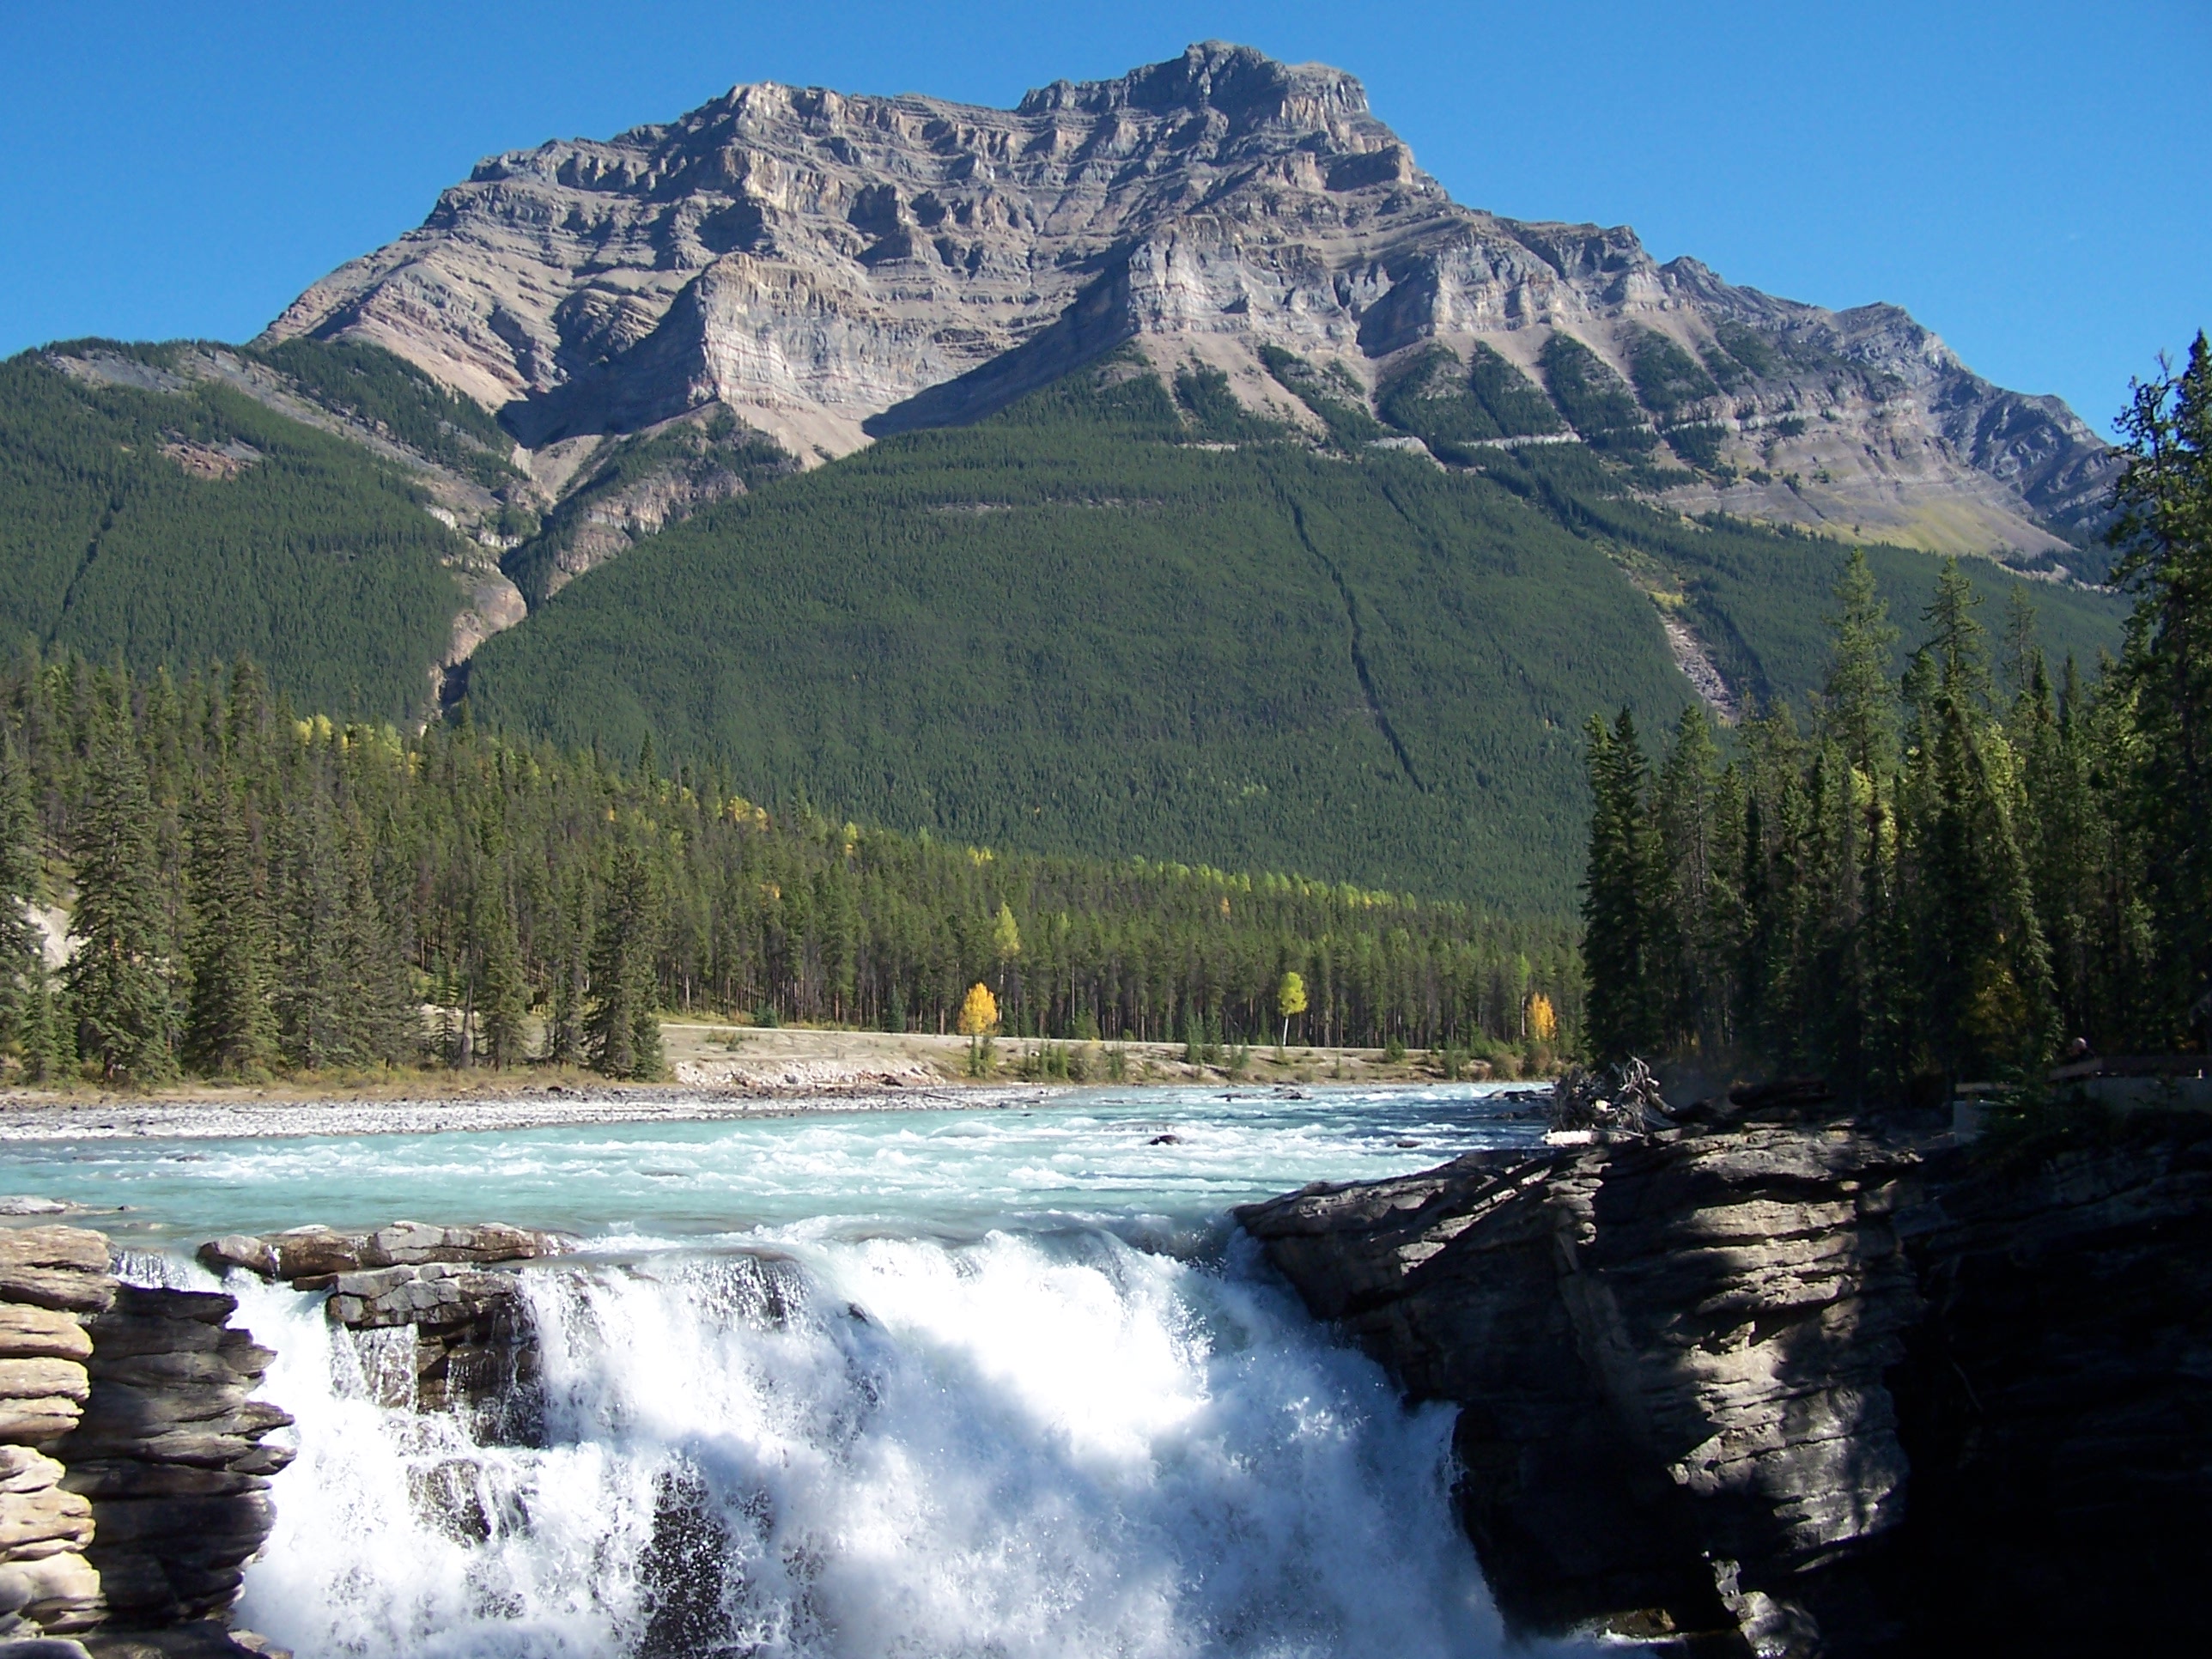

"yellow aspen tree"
[958,981,999,1076]
[1276,970,1308,1048]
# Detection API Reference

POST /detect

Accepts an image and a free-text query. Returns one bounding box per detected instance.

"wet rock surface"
[200,1223,556,1437]
[1238,1109,2212,1656]
[196,1221,562,1282]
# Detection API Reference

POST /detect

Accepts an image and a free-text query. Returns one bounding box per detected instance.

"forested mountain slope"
[0,341,514,719]
[465,358,2127,911]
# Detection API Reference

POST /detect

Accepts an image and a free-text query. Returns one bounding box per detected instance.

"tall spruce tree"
[473,880,530,1068]
[586,846,665,1079]
[0,738,46,1054]
[184,769,276,1076]
[1816,552,1902,1097]
[1582,710,1662,1063]
[1897,562,2055,1079]
[66,695,179,1083]
[2109,331,2212,1046]
[1653,704,1732,1055]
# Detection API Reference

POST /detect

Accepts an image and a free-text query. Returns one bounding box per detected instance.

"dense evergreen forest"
[0,652,1580,1085]
[0,344,466,720]
[1581,336,2212,1091]
[0,331,2130,915]
[466,353,2127,911]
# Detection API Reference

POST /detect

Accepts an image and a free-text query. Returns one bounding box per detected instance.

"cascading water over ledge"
[1,1084,1558,1657]
[228,1228,1506,1659]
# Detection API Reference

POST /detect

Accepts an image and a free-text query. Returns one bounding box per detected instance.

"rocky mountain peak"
[263,43,2115,562]
[1018,40,1373,130]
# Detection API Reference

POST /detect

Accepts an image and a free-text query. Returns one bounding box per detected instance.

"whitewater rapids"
[46,1084,1563,1656]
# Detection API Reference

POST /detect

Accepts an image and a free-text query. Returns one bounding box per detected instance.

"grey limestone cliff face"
[264,43,2112,562]
[1237,1109,2212,1656]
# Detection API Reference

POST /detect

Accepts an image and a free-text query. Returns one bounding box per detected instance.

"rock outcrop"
[196,1221,562,1282]
[0,1229,289,1659]
[200,1224,559,1434]
[57,1287,291,1634]
[0,1229,111,1644]
[263,43,2113,563]
[1238,1108,2212,1656]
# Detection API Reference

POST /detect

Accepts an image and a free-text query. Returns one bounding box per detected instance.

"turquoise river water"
[7,1083,1589,1659]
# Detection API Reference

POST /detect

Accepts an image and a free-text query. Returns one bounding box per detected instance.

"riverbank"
[0,1081,1066,1142]
[0,1023,1527,1139]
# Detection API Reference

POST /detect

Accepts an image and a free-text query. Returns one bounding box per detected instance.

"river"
[15,1082,1577,1658]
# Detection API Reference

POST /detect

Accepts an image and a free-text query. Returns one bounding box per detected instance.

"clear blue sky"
[3,0,2203,434]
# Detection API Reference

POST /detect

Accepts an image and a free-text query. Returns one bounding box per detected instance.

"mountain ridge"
[263,41,2117,569]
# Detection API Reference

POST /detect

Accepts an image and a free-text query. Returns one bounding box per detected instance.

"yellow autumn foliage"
[957,982,1000,1036]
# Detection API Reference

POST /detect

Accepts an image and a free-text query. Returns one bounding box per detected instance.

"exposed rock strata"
[196,1221,562,1282]
[57,1288,291,1633]
[264,42,2113,557]
[1238,1109,2212,1656]
[199,1224,558,1432]
[0,1230,286,1659]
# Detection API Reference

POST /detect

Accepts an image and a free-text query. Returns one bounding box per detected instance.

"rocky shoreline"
[1237,1099,2212,1656]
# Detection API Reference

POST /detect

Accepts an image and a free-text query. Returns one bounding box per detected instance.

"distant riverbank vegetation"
[0,654,1580,1087]
[1581,337,2212,1093]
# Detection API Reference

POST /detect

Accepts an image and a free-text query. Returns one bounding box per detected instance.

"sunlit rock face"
[265,41,2113,556]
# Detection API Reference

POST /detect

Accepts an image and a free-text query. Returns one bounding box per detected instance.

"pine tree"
[1653,704,1730,1054]
[331,812,420,1067]
[1897,562,2056,1079]
[65,697,179,1083]
[544,862,592,1065]
[1815,555,1902,1097]
[0,738,46,1054]
[1581,710,1662,1064]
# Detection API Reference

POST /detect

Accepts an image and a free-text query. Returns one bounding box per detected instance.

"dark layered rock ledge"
[0,1228,289,1659]
[1237,1109,2212,1656]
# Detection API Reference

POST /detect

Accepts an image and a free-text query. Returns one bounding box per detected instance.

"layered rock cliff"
[1238,1108,2212,1656]
[0,1227,289,1659]
[264,42,2115,563]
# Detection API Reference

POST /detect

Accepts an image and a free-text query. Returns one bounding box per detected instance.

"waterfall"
[227,1226,1507,1659]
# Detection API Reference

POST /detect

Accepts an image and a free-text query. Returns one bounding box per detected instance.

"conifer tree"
[474,881,530,1067]
[184,769,276,1076]
[1581,710,1662,1063]
[544,862,592,1065]
[2109,331,2212,1045]
[66,696,179,1083]
[1896,562,2055,1078]
[1653,704,1730,1054]
[0,738,46,1053]
[586,846,665,1079]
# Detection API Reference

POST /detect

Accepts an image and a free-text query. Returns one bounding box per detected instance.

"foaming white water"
[235,1229,1504,1659]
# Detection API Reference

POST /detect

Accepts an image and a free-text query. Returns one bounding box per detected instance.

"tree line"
[1581,336,2212,1093]
[0,653,1581,1086]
